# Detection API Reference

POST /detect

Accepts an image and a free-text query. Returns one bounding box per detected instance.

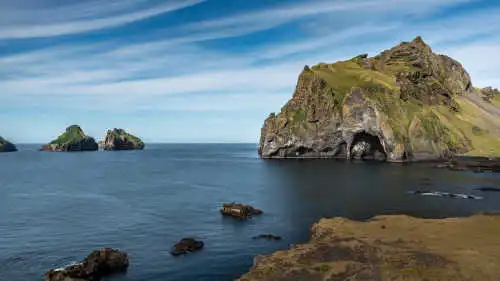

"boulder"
[170,238,204,256]
[0,136,17,152]
[220,203,263,220]
[44,248,128,281]
[101,128,144,150]
[41,125,98,152]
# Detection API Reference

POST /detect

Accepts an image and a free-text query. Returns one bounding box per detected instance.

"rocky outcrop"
[258,36,500,161]
[480,86,500,102]
[170,238,204,256]
[0,136,17,152]
[44,248,128,281]
[220,203,263,220]
[238,214,500,281]
[41,125,98,152]
[101,128,144,150]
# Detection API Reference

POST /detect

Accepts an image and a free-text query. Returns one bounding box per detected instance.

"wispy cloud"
[0,0,205,39]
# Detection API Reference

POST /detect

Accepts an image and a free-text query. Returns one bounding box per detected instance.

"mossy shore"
[238,214,500,281]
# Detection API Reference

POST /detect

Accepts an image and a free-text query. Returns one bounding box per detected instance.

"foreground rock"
[259,36,500,161]
[170,238,204,256]
[220,203,263,220]
[41,125,98,152]
[238,214,500,281]
[101,128,144,150]
[0,136,17,152]
[44,248,128,281]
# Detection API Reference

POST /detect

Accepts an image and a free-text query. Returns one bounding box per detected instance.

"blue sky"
[0,0,499,143]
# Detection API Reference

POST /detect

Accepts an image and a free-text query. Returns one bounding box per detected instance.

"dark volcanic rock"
[0,136,17,152]
[253,234,282,240]
[220,203,263,220]
[170,238,204,256]
[44,248,128,281]
[101,128,144,150]
[41,125,98,152]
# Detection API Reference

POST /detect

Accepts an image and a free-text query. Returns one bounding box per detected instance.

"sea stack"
[41,125,98,152]
[101,128,144,150]
[0,136,17,152]
[258,36,500,162]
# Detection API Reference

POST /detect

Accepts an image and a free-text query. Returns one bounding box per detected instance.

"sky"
[0,0,499,143]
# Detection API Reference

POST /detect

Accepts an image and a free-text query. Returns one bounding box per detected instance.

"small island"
[41,125,98,152]
[101,128,144,150]
[0,136,17,152]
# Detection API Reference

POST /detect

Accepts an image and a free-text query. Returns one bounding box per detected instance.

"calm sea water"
[1,143,499,281]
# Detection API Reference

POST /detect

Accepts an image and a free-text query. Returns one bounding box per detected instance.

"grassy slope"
[50,125,88,145]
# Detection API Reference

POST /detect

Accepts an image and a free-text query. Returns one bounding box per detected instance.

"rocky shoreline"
[237,213,500,281]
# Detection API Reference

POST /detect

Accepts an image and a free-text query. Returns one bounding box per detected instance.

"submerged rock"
[41,125,98,152]
[252,234,282,240]
[170,238,204,256]
[44,248,128,281]
[220,203,263,220]
[102,128,144,150]
[0,136,17,152]
[408,190,483,200]
[258,36,500,161]
[237,214,500,281]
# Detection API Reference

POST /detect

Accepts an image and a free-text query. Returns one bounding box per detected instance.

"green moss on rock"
[102,128,144,150]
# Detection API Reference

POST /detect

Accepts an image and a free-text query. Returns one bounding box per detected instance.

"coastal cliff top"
[238,214,500,281]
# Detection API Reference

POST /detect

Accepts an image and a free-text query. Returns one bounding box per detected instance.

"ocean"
[1,143,499,281]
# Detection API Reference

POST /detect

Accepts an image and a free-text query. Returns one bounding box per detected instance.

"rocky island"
[101,128,144,150]
[41,125,98,152]
[238,214,500,281]
[259,37,500,161]
[0,136,17,152]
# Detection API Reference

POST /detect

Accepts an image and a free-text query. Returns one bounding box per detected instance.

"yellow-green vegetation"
[238,214,500,281]
[49,125,87,145]
[434,98,500,156]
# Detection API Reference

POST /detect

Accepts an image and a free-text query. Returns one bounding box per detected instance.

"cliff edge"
[259,37,500,161]
[238,214,500,281]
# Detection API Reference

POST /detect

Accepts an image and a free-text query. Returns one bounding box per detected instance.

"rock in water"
[44,248,128,281]
[220,203,263,220]
[0,136,17,152]
[102,128,144,150]
[41,125,98,152]
[252,234,282,240]
[258,36,500,162]
[170,238,204,256]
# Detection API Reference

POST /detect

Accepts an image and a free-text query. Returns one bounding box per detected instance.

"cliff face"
[238,214,500,281]
[0,137,17,152]
[41,125,98,152]
[101,128,144,150]
[258,37,500,161]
